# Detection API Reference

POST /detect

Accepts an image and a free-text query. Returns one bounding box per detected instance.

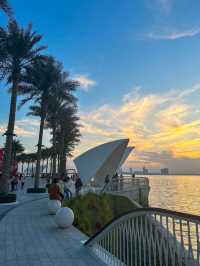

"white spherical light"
[55,207,74,228]
[48,200,61,215]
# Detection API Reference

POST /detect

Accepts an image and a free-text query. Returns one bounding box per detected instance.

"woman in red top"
[48,178,62,202]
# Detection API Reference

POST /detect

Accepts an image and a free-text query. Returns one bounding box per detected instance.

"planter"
[0,193,16,203]
[27,188,46,193]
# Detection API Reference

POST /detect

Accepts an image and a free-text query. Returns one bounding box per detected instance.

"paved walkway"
[0,177,47,219]
[0,195,104,266]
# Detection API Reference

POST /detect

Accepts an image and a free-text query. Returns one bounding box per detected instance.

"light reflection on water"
[146,175,200,216]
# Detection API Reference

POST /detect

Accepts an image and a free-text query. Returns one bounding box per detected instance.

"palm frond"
[0,0,13,17]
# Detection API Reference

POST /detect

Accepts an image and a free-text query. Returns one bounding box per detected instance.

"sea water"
[145,175,200,215]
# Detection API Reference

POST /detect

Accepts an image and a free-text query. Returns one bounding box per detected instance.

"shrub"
[63,193,136,236]
[0,193,16,203]
[27,188,46,193]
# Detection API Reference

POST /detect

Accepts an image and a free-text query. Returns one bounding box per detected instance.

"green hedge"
[0,193,16,203]
[27,188,46,193]
[63,193,136,236]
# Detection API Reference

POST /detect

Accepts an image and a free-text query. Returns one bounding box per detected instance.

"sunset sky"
[1,0,200,173]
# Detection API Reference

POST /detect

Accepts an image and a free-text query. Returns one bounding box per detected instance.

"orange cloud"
[77,84,200,170]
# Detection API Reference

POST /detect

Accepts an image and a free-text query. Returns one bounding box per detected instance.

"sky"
[1,0,200,173]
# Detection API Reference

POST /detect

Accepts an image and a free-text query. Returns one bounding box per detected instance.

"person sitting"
[48,178,62,202]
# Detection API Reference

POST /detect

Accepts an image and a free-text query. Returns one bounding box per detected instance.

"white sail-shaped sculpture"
[74,139,129,185]
[117,146,134,171]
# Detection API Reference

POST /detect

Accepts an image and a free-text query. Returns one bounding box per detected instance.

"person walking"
[102,174,110,191]
[20,174,25,190]
[13,175,18,191]
[75,175,83,195]
[64,177,73,199]
[69,176,76,195]
[10,175,15,191]
[58,175,65,201]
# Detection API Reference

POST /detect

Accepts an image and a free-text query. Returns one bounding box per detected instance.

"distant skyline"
[1,0,200,173]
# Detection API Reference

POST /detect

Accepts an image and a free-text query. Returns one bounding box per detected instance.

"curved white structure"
[117,146,134,171]
[74,139,129,186]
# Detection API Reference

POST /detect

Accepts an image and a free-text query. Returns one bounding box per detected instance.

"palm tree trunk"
[57,154,59,173]
[0,80,18,193]
[50,157,52,175]
[34,100,46,189]
[21,162,24,173]
[46,155,49,174]
[52,121,57,180]
[59,130,66,176]
[31,161,34,176]
[41,159,44,174]
[27,161,30,176]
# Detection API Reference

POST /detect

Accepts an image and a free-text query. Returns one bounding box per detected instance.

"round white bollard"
[48,200,61,215]
[55,207,74,228]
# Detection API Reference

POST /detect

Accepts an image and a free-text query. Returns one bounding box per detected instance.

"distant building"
[142,167,148,174]
[161,168,169,175]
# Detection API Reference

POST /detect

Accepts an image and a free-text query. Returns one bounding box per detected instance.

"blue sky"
[1,0,200,173]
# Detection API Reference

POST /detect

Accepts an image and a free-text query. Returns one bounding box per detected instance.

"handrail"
[85,207,200,246]
[85,208,200,266]
[105,176,150,194]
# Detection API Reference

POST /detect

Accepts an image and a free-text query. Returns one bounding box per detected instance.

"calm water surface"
[146,175,200,216]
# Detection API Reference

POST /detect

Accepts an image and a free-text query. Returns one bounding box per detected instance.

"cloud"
[0,124,36,137]
[76,83,200,172]
[16,118,40,127]
[146,27,200,40]
[74,74,96,91]
[123,86,141,102]
[1,83,200,173]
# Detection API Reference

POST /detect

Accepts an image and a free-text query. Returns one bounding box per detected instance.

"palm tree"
[0,0,12,18]
[19,57,61,188]
[16,153,26,174]
[12,139,25,161]
[25,153,32,176]
[46,72,79,179]
[0,21,45,193]
[56,106,80,175]
[29,152,36,176]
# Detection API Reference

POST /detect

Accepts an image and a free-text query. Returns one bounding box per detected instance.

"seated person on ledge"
[48,178,62,202]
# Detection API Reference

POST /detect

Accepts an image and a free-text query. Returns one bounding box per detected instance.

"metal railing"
[85,208,200,266]
[105,177,149,193]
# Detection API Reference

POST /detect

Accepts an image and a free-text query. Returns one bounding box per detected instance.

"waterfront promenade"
[0,179,104,266]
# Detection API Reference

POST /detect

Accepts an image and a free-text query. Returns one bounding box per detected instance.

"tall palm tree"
[0,21,45,193]
[56,106,80,175]
[29,152,36,176]
[16,153,26,174]
[46,72,79,179]
[19,57,61,188]
[12,139,25,162]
